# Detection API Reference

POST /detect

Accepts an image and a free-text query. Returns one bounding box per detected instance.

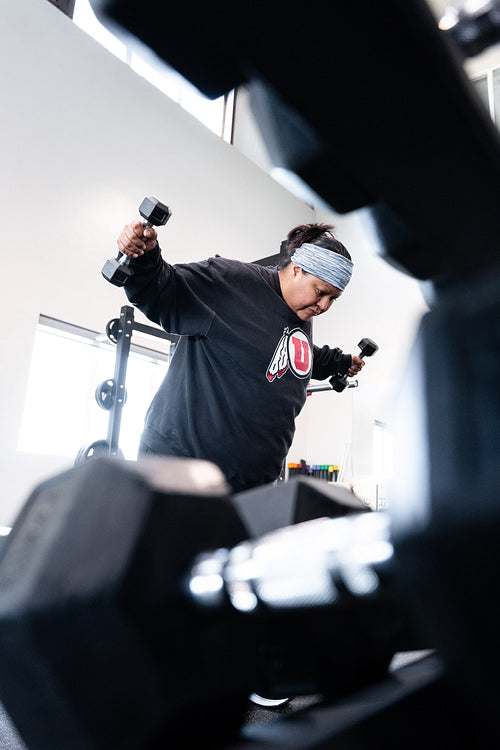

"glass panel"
[73,0,231,139]
[471,74,490,117]
[18,321,169,461]
[373,421,393,481]
[492,68,500,125]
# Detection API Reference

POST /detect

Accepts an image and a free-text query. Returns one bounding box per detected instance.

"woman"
[115,220,364,492]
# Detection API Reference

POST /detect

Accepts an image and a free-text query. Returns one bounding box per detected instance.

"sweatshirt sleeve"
[123,244,216,336]
[312,344,352,380]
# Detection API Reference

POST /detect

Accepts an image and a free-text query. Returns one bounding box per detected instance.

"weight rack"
[75,305,178,463]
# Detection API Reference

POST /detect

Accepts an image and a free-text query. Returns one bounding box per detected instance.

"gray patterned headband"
[290,242,353,291]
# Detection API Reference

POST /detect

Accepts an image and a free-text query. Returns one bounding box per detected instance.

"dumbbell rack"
[75,305,178,463]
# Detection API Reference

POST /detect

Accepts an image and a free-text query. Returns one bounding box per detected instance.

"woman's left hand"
[348,355,365,377]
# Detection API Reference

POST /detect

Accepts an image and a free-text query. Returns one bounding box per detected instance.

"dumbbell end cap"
[101,258,134,287]
[357,337,378,357]
[329,375,348,392]
[139,196,172,226]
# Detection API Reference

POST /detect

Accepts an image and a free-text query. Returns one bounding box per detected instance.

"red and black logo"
[266,327,312,382]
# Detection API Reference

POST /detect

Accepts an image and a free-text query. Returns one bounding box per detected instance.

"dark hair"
[281,223,351,266]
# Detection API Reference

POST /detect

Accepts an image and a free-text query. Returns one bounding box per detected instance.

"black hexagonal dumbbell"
[101,196,171,287]
[0,457,414,750]
[330,336,379,392]
[0,456,254,750]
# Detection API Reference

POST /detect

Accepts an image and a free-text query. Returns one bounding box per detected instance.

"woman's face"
[282,265,342,321]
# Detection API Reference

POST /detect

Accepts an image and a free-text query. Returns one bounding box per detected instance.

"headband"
[290,242,353,291]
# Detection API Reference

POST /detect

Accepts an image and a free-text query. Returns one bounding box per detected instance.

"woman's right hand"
[117,220,158,258]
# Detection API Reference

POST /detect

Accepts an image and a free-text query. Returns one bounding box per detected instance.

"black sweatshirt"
[125,246,351,492]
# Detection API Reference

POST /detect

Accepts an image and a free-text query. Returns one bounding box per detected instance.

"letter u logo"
[287,329,312,379]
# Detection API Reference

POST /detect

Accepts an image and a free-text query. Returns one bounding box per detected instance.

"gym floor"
[0,696,322,750]
[0,652,431,750]
[0,700,24,750]
[0,696,325,750]
[0,695,328,750]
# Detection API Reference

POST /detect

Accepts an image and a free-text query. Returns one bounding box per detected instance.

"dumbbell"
[0,457,253,750]
[0,457,412,750]
[101,196,171,287]
[330,336,378,392]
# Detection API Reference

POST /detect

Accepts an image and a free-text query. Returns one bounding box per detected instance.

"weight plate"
[95,379,116,410]
[74,439,110,465]
[105,318,120,344]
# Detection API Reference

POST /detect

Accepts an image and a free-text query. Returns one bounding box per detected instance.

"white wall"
[0,0,315,524]
[1,0,431,525]
[287,206,429,489]
[230,92,430,483]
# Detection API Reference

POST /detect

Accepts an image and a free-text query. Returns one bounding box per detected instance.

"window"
[72,0,234,140]
[373,421,393,480]
[470,67,500,126]
[18,316,170,461]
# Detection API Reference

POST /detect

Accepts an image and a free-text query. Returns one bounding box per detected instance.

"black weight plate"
[105,319,120,344]
[95,379,116,410]
[74,439,110,465]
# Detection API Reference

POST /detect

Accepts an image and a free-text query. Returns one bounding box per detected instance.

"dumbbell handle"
[116,220,154,268]
[188,511,393,612]
[322,337,378,393]
[102,197,171,287]
[121,196,171,265]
